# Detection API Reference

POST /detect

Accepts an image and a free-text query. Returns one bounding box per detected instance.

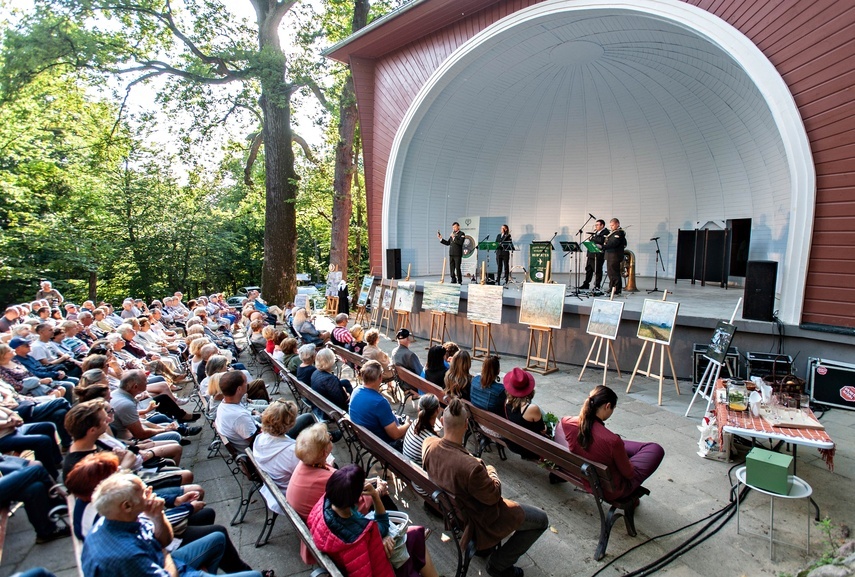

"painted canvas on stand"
[467,284,504,324]
[357,276,373,307]
[422,282,461,314]
[395,281,416,312]
[637,299,680,345]
[519,282,566,329]
[586,299,624,339]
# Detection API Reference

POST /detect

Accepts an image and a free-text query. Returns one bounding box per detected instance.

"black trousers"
[584,253,604,288]
[496,252,510,284]
[450,255,462,283]
[605,253,623,294]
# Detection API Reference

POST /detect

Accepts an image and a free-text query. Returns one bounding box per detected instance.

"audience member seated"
[253,399,302,515]
[557,385,664,498]
[110,370,199,445]
[423,398,548,577]
[442,342,459,368]
[349,360,410,450]
[80,472,266,577]
[260,325,276,354]
[421,346,446,389]
[470,355,506,415]
[501,367,546,461]
[203,353,269,404]
[347,324,366,355]
[275,338,300,373]
[287,424,377,564]
[310,348,352,413]
[330,313,353,347]
[308,464,439,577]
[362,329,394,380]
[292,308,329,345]
[0,458,69,544]
[0,306,20,333]
[9,337,75,399]
[214,371,258,452]
[79,367,197,424]
[391,329,422,376]
[0,341,73,401]
[0,376,72,449]
[0,404,62,479]
[402,394,440,469]
[295,343,317,384]
[444,349,472,401]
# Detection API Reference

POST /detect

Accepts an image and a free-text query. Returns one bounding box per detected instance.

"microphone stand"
[573,214,596,298]
[648,237,666,294]
[479,234,492,284]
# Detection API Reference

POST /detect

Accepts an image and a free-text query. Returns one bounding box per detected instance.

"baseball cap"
[396,328,411,340]
[9,336,31,349]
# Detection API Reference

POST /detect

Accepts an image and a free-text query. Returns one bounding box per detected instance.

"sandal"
[261,571,275,577]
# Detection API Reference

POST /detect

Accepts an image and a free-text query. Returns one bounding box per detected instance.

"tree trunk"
[88,270,97,302]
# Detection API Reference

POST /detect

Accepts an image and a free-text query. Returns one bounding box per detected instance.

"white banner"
[459,215,480,280]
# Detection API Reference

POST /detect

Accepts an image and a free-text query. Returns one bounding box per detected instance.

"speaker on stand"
[743,260,777,322]
[386,248,402,280]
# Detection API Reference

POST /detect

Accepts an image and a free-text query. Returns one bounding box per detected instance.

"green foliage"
[780,517,845,577]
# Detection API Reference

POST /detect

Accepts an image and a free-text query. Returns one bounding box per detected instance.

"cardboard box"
[746,448,794,495]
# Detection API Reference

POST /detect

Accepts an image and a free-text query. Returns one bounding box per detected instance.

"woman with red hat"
[502,367,546,460]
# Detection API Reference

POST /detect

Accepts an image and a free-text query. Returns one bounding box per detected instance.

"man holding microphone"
[438,221,466,284]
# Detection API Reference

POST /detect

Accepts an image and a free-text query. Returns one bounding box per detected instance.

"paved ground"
[2,327,853,577]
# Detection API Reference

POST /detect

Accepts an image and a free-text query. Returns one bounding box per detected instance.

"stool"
[735,465,812,560]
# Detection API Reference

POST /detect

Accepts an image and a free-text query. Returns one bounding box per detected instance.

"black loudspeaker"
[743,261,777,321]
[386,248,402,280]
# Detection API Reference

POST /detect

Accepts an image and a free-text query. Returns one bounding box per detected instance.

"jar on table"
[727,380,749,411]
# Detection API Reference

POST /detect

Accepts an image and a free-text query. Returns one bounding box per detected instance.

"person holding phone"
[437,222,465,284]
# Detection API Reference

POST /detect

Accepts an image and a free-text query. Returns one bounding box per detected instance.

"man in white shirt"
[214,371,258,453]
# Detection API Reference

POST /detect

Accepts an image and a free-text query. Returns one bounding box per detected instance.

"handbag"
[386,510,411,569]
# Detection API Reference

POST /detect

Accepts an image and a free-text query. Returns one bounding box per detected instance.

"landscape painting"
[382,288,394,310]
[586,299,624,339]
[357,275,373,307]
[467,284,504,324]
[395,281,416,312]
[421,282,461,314]
[519,283,566,329]
[637,299,680,345]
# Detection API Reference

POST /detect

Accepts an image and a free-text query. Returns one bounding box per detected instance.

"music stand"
[506,241,526,286]
[560,241,584,299]
[478,240,499,284]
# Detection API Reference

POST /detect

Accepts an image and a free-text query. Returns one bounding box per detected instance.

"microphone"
[650,237,660,241]
[589,213,596,219]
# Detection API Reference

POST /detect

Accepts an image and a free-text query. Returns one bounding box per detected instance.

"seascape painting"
[519,283,566,329]
[586,299,624,339]
[421,282,461,314]
[357,275,373,307]
[637,299,680,345]
[467,284,504,324]
[394,281,416,312]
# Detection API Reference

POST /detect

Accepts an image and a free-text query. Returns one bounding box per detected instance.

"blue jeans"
[144,415,183,442]
[0,463,57,538]
[173,532,262,576]
[0,422,61,479]
[24,398,71,447]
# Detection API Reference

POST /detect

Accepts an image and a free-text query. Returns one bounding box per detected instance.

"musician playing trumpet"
[603,218,627,295]
[580,219,607,291]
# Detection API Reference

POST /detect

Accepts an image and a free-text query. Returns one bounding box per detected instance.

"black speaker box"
[743,260,777,322]
[386,248,402,280]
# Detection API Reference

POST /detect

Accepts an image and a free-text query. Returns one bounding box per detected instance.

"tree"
[2,0,314,304]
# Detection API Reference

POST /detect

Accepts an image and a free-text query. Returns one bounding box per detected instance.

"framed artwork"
[637,299,680,345]
[706,321,737,365]
[519,282,566,329]
[467,284,504,324]
[371,285,382,309]
[325,271,343,297]
[586,299,625,339]
[357,275,373,307]
[421,282,461,314]
[382,288,394,310]
[394,281,416,312]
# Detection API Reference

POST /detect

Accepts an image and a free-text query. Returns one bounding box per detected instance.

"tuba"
[622,250,638,292]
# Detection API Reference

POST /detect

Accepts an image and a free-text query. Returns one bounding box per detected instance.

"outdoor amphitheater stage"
[367,274,855,381]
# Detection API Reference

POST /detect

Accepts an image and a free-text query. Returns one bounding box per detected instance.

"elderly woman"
[254,400,306,514]
[308,464,439,577]
[101,335,188,405]
[286,423,377,564]
[557,386,665,498]
[295,343,317,384]
[0,342,71,400]
[310,348,352,412]
[292,308,329,345]
[348,324,367,356]
[503,367,546,460]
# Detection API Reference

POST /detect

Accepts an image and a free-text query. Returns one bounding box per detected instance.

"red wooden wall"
[336,0,855,328]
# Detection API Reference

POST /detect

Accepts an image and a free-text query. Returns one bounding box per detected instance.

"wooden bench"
[245,448,345,577]
[395,367,649,561]
[339,416,475,577]
[0,508,7,565]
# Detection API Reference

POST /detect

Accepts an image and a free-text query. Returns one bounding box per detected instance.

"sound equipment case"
[744,352,792,381]
[692,344,740,384]
[808,357,855,411]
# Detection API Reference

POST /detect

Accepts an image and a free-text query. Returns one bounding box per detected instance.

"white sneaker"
[175,397,191,405]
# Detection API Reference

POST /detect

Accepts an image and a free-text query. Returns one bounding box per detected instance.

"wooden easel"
[380,283,395,337]
[369,279,384,328]
[525,325,558,374]
[685,298,743,417]
[395,310,412,337]
[354,304,369,325]
[428,311,448,349]
[471,320,497,359]
[626,291,680,405]
[579,288,622,386]
[439,258,447,284]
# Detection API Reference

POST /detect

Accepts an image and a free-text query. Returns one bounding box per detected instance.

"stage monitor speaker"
[386,248,402,280]
[743,260,777,322]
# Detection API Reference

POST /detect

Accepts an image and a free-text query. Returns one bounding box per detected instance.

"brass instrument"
[604,227,623,241]
[622,249,638,292]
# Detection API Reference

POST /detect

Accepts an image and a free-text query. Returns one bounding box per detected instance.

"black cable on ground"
[589,460,749,577]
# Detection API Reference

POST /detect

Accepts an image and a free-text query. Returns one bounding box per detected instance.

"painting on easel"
[637,299,680,345]
[357,276,373,307]
[706,321,737,365]
[382,288,394,310]
[422,282,461,314]
[394,281,416,313]
[326,271,343,297]
[519,283,566,329]
[371,285,382,310]
[467,284,504,324]
[586,299,624,339]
